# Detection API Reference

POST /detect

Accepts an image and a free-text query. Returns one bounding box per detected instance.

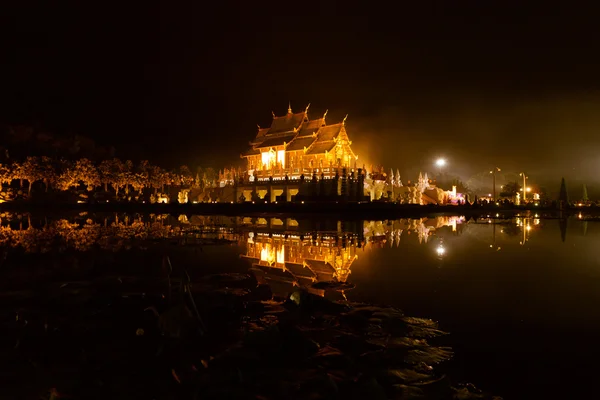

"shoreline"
[0,201,594,219]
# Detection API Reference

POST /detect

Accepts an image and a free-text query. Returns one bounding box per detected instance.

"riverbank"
[0,200,596,219]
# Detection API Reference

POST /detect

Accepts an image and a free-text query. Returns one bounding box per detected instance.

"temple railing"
[251,167,344,182]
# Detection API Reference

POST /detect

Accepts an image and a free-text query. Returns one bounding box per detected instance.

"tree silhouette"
[22,156,42,195]
[0,151,199,202]
[559,177,569,208]
[582,184,589,203]
[11,161,27,188]
[98,159,115,193]
[40,156,57,191]
[179,165,194,186]
[499,181,520,197]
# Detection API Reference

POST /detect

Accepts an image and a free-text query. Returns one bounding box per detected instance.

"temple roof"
[250,128,270,145]
[255,133,296,148]
[243,110,350,157]
[303,123,343,155]
[306,141,336,154]
[242,148,261,157]
[316,123,343,142]
[304,259,335,273]
[286,135,316,151]
[268,111,306,134]
[297,118,324,136]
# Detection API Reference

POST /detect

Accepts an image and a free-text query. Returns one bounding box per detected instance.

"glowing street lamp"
[519,172,528,202]
[435,158,446,175]
[489,167,501,201]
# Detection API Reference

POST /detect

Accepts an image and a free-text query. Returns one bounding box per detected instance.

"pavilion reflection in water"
[238,215,466,297]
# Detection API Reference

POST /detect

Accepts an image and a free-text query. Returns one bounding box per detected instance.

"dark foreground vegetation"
[0,250,500,399]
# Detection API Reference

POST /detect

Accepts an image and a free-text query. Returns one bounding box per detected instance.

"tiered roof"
[243,105,350,157]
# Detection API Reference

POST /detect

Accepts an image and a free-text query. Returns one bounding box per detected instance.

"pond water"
[0,212,599,399]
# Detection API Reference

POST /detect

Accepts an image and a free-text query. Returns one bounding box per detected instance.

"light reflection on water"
[1,212,600,398]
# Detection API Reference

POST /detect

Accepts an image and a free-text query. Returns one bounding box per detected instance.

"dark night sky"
[1,2,600,194]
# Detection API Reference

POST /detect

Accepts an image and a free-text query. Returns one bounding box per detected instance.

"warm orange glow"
[277,150,285,168]
[261,150,275,168]
[276,246,285,264]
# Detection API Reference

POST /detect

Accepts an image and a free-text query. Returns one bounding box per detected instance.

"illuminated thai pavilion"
[241,104,357,181]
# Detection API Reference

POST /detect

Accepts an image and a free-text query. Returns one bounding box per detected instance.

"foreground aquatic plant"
[3,267,500,400]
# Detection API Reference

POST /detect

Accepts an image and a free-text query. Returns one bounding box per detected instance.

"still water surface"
[1,212,599,399]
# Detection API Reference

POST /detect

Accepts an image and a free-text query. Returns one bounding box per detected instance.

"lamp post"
[435,158,446,175]
[489,167,501,202]
[519,172,528,203]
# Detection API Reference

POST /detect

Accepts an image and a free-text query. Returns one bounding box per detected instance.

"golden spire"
[305,103,311,113]
[272,111,276,118]
[343,114,348,124]
[257,124,261,130]
[288,102,292,114]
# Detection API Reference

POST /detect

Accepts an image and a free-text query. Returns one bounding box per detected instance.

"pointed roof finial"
[343,114,348,124]
[272,111,276,118]
[305,103,311,113]
[257,124,261,130]
[288,101,292,114]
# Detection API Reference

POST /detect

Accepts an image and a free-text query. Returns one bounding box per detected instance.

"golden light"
[277,150,286,168]
[261,150,276,168]
[526,187,531,192]
[435,158,446,167]
[276,247,285,264]
[436,245,446,256]
[526,225,531,231]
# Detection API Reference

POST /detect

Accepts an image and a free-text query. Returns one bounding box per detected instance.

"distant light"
[436,245,445,256]
[526,225,531,231]
[435,158,446,167]
[301,201,305,204]
[488,193,492,197]
[495,213,499,217]
[526,187,531,192]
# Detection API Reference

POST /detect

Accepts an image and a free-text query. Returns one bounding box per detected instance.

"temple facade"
[242,104,357,181]
[190,104,463,204]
